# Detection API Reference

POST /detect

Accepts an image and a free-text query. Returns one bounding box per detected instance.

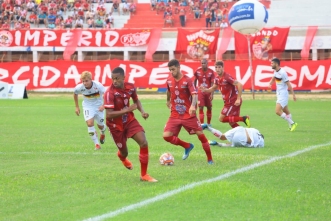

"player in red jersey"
[163,59,214,164]
[104,67,157,182]
[200,60,250,128]
[194,58,215,125]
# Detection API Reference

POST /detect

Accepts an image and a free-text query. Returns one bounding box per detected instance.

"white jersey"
[74,81,105,109]
[274,68,289,94]
[224,126,264,148]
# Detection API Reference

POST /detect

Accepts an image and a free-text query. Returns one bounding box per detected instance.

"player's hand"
[189,105,196,116]
[142,112,149,120]
[234,98,240,106]
[268,84,272,89]
[293,94,297,101]
[75,107,80,116]
[128,103,137,112]
[166,101,171,109]
[199,86,206,92]
[209,93,213,101]
[99,105,105,112]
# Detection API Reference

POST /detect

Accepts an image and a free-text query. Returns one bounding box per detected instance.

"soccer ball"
[159,153,174,166]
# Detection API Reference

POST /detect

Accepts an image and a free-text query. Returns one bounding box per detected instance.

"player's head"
[271,57,280,70]
[214,60,224,76]
[80,71,93,88]
[168,59,181,79]
[201,58,208,70]
[111,67,125,88]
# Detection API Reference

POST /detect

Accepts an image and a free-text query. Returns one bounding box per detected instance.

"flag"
[234,27,290,60]
[145,28,162,61]
[63,30,82,60]
[216,28,233,60]
[301,26,318,60]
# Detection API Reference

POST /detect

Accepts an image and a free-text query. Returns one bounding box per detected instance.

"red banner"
[175,28,220,60]
[0,29,153,47]
[234,27,290,60]
[0,60,330,91]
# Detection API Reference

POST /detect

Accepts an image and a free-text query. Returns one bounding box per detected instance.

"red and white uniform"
[194,67,215,107]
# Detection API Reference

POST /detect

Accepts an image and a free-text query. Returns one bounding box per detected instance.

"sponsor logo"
[120,30,151,46]
[229,3,255,26]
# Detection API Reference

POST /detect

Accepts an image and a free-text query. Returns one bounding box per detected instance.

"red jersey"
[104,82,138,131]
[214,72,238,105]
[194,67,215,91]
[167,75,197,119]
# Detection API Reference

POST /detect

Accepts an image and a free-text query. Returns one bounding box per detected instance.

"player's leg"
[128,119,157,182]
[201,123,227,140]
[205,93,212,125]
[183,117,213,163]
[218,104,250,128]
[95,110,107,144]
[198,92,205,123]
[83,108,101,150]
[283,105,297,131]
[111,129,133,170]
[199,106,205,123]
[163,118,194,160]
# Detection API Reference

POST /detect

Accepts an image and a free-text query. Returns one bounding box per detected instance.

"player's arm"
[200,84,217,93]
[166,89,171,109]
[233,80,243,106]
[286,81,296,101]
[268,76,275,88]
[134,99,149,120]
[105,104,137,120]
[189,93,197,115]
[73,93,80,116]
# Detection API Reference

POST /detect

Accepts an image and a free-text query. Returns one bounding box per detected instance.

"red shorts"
[108,118,144,150]
[164,116,202,136]
[221,102,241,116]
[198,92,212,107]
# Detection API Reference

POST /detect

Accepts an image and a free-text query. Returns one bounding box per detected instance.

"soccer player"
[74,71,107,150]
[194,58,215,125]
[200,60,250,128]
[163,59,214,164]
[201,124,265,148]
[268,57,298,131]
[104,67,157,182]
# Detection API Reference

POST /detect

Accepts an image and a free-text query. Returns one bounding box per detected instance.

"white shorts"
[276,91,288,108]
[83,107,105,125]
[224,127,247,147]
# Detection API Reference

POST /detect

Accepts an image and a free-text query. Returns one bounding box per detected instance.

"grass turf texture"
[1,93,331,221]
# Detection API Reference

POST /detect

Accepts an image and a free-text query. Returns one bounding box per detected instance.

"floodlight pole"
[246,35,255,100]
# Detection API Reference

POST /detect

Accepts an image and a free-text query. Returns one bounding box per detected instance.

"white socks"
[281,113,294,125]
[100,124,106,134]
[207,126,223,139]
[88,126,99,145]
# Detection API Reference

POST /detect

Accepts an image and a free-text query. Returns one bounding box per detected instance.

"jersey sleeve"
[282,70,289,83]
[187,77,197,95]
[224,73,235,85]
[73,84,81,94]
[96,82,106,94]
[131,86,138,102]
[103,88,115,109]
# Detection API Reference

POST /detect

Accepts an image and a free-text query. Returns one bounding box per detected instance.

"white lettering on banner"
[254,65,273,87]
[101,64,112,84]
[105,31,119,47]
[186,30,215,42]
[40,66,61,86]
[43,30,57,46]
[0,68,9,80]
[252,30,278,37]
[60,31,72,46]
[15,31,21,46]
[283,66,298,88]
[235,66,250,85]
[78,31,93,46]
[326,66,331,85]
[299,65,325,87]
[149,67,169,85]
[33,66,40,86]
[65,65,80,85]
[13,66,30,85]
[128,64,147,84]
[95,32,102,47]
[25,30,40,46]
[179,65,194,78]
[95,65,101,82]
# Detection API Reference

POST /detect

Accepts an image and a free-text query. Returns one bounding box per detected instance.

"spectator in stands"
[97,5,106,17]
[104,18,111,29]
[67,0,75,12]
[95,16,103,28]
[64,15,73,28]
[122,1,129,15]
[85,9,95,22]
[57,8,64,17]
[151,0,156,11]
[220,19,228,29]
[49,1,57,10]
[205,8,211,28]
[129,2,136,15]
[26,1,36,12]
[59,1,67,15]
[74,1,82,11]
[210,6,216,28]
[163,5,172,18]
[74,16,84,28]
[28,11,37,25]
[37,12,47,27]
[107,12,114,27]
[83,1,90,11]
[1,20,10,30]
[222,5,228,20]
[87,16,94,28]
[179,6,185,27]
[48,11,56,25]
[192,4,201,19]
[156,1,165,15]
[14,20,22,30]
[111,0,120,15]
[77,8,84,19]
[164,12,174,27]
[22,18,31,29]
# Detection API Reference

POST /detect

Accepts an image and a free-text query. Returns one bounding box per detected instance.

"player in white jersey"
[268,57,298,132]
[74,71,107,150]
[201,124,264,148]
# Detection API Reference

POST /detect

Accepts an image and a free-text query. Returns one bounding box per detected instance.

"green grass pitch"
[1,93,331,221]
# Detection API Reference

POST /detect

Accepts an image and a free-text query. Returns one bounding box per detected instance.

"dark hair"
[112,67,125,76]
[168,59,180,67]
[271,57,280,65]
[215,60,224,67]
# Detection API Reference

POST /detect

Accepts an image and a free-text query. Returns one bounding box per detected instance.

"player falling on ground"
[200,60,250,128]
[194,58,215,125]
[74,71,107,150]
[104,67,157,182]
[268,57,298,131]
[163,59,214,164]
[201,124,265,148]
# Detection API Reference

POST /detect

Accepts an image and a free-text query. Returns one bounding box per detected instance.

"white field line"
[83,141,331,221]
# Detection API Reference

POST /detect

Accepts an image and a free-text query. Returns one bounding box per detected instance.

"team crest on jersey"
[114,92,121,96]
[124,99,128,105]
[175,90,179,95]
[116,143,123,148]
